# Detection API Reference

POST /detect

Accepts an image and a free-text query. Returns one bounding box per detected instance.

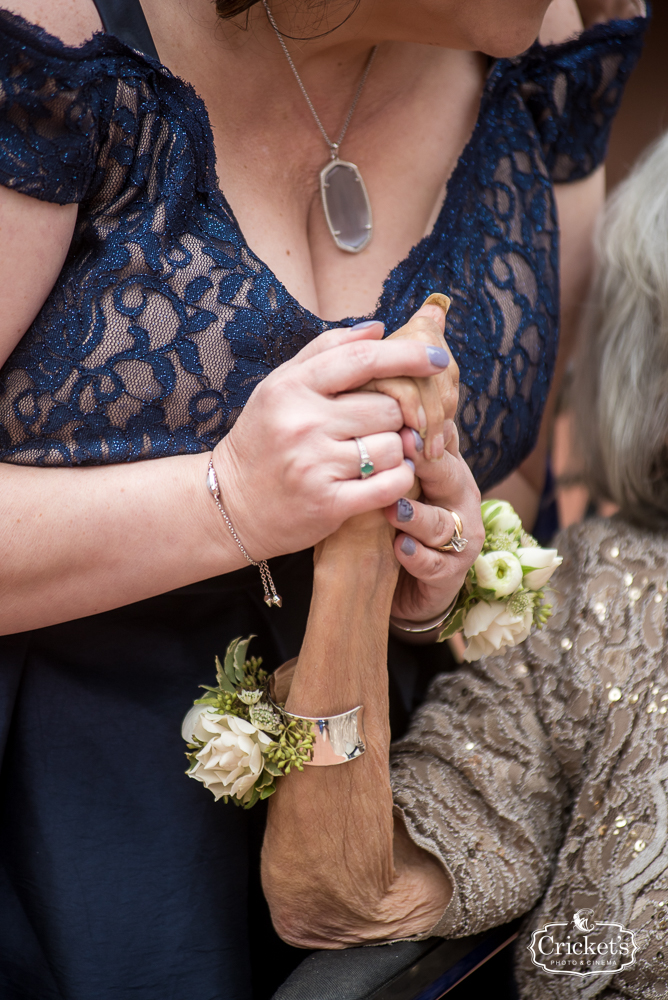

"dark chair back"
[272,921,521,1000]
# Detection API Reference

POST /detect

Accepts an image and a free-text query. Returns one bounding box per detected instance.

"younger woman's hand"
[385,421,484,623]
[211,321,451,562]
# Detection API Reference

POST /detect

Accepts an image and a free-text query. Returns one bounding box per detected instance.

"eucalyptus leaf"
[437,607,466,641]
[262,759,283,777]
[244,787,260,810]
[233,635,254,682]
[223,638,242,686]
[255,769,274,789]
[215,655,237,694]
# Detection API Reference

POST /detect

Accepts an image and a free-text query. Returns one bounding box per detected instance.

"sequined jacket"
[391,516,668,998]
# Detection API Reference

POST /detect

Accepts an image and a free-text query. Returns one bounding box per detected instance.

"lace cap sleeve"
[0,10,108,204]
[517,14,647,183]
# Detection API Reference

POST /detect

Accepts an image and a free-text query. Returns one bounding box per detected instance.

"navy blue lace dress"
[0,6,645,1000]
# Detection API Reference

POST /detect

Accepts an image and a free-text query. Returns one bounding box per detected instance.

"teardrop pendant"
[320,159,373,254]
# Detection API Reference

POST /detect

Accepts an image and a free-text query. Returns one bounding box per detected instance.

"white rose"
[182,707,273,803]
[462,599,533,662]
[474,550,523,597]
[480,499,523,536]
[517,547,563,591]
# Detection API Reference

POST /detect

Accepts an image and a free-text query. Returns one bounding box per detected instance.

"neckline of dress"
[165,52,505,329]
[0,6,646,330]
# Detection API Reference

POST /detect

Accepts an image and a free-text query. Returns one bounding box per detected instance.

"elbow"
[262,853,448,949]
[262,849,393,949]
[268,903,347,951]
[262,858,359,949]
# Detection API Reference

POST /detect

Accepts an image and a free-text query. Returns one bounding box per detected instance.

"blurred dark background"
[607,2,668,190]
[553,3,668,529]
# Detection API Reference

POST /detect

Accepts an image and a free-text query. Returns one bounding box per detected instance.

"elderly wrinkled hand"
[386,420,484,625]
[357,295,484,626]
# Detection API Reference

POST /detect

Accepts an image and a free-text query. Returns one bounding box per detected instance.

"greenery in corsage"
[183,501,559,805]
[182,636,314,807]
[438,499,562,661]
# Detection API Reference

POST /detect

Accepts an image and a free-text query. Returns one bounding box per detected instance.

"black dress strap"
[90,0,159,61]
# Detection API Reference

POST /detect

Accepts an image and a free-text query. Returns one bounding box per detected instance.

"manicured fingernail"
[400,536,417,556]
[411,429,424,452]
[429,433,444,461]
[404,458,415,473]
[425,346,450,368]
[397,498,414,522]
[417,406,427,437]
[352,320,383,330]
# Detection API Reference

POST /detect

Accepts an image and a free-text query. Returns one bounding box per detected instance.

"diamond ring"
[434,510,468,553]
[354,437,375,479]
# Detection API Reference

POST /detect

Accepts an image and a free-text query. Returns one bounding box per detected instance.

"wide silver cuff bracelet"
[268,662,366,766]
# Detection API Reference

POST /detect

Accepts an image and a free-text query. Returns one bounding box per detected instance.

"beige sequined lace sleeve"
[391,517,668,999]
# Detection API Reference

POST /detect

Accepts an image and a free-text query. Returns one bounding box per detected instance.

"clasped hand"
[214,301,483,623]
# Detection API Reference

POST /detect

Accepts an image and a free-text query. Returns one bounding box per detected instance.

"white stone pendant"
[320,158,373,254]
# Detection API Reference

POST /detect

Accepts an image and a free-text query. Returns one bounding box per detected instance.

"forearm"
[0,452,246,634]
[262,515,450,947]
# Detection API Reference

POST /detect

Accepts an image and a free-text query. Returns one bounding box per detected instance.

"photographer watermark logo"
[529,908,638,977]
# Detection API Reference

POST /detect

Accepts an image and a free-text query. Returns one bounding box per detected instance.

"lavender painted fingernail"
[404,458,415,473]
[411,429,424,452]
[401,536,417,556]
[397,498,414,522]
[425,345,450,368]
[352,320,383,331]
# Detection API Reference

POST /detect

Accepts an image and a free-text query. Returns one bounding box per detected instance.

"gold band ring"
[434,510,468,553]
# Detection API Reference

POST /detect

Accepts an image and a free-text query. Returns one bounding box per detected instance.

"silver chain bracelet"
[206,457,282,608]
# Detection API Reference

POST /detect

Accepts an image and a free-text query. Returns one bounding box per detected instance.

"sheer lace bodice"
[391,517,668,998]
[0,9,646,488]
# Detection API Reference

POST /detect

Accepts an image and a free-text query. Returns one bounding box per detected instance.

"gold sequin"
[648,702,658,714]
[629,587,642,602]
[634,839,647,852]
[561,638,573,650]
[608,687,622,702]
[615,816,627,828]
[610,547,620,558]
[624,572,634,586]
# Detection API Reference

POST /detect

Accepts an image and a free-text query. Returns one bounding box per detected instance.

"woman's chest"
[0,53,561,487]
[158,41,487,322]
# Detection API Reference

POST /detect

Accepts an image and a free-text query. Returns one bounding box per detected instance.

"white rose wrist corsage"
[437,499,562,661]
[182,637,315,808]
[183,500,560,807]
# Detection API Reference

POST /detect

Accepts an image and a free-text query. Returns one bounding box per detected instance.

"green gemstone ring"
[354,437,375,480]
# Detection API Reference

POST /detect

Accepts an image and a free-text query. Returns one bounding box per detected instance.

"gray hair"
[575,131,668,530]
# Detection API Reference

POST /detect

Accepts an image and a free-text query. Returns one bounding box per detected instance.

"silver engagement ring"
[354,437,375,479]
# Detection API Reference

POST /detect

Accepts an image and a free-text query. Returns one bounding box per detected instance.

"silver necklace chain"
[262,0,378,160]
